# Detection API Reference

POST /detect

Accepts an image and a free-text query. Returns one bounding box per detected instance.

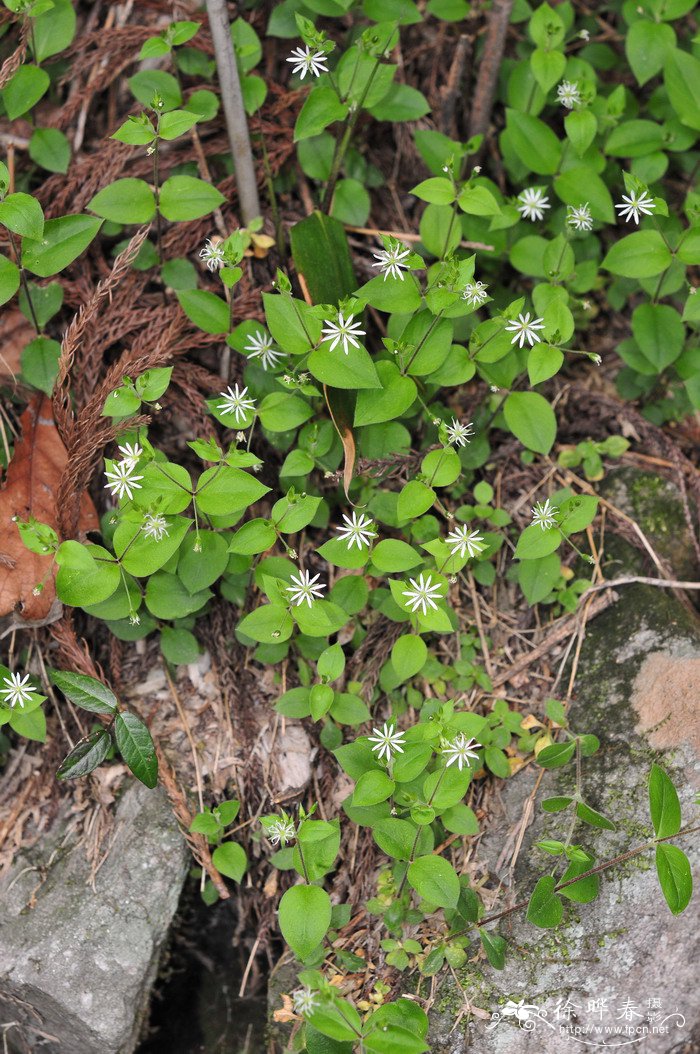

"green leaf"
[371,539,423,572]
[526,875,564,928]
[602,231,672,279]
[22,215,102,278]
[178,531,229,591]
[407,854,460,908]
[479,929,506,969]
[195,466,269,516]
[553,167,615,223]
[655,844,692,915]
[575,802,616,831]
[354,361,416,426]
[648,763,682,839]
[89,179,156,224]
[31,0,76,61]
[278,884,332,960]
[391,634,427,679]
[410,177,456,205]
[1,65,50,120]
[55,542,120,607]
[504,109,560,175]
[158,109,200,140]
[503,392,556,455]
[129,69,182,111]
[177,289,230,334]
[353,769,395,806]
[160,627,200,665]
[606,120,665,158]
[238,604,294,644]
[0,193,44,241]
[50,670,118,715]
[626,20,676,86]
[372,817,417,860]
[114,711,158,788]
[664,48,700,131]
[295,86,348,141]
[537,740,575,769]
[308,343,380,390]
[518,553,560,604]
[564,110,597,158]
[369,82,429,122]
[212,841,248,882]
[0,255,20,307]
[57,729,112,780]
[290,211,357,307]
[159,175,225,221]
[259,392,313,432]
[631,303,685,371]
[397,480,435,520]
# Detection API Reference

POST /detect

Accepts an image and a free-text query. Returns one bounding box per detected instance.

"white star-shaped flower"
[287,45,328,80]
[367,721,406,762]
[336,511,376,550]
[567,203,593,231]
[0,671,37,709]
[461,280,489,306]
[615,190,656,225]
[117,441,142,465]
[556,80,581,109]
[517,187,551,222]
[142,513,169,542]
[104,459,143,501]
[198,238,225,272]
[446,418,474,447]
[293,988,320,1016]
[320,312,366,355]
[442,733,482,770]
[267,817,296,847]
[505,312,545,348]
[244,330,284,371]
[402,572,444,616]
[372,242,411,281]
[287,568,326,607]
[531,498,558,530]
[446,526,486,560]
[217,383,256,423]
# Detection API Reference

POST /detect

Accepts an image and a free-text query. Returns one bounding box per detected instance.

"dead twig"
[468,0,514,140]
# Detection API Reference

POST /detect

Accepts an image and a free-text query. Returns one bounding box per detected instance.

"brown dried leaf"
[0,309,34,384]
[0,395,98,622]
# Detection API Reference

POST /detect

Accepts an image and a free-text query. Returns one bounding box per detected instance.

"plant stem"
[152,116,164,270]
[205,0,260,225]
[8,229,39,332]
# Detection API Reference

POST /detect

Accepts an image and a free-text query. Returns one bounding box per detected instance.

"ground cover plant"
[0,0,699,1051]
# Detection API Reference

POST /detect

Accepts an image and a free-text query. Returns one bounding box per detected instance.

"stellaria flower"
[446,418,474,447]
[505,312,545,348]
[461,280,489,307]
[531,498,559,530]
[615,189,656,225]
[367,721,406,762]
[336,511,376,550]
[217,384,256,423]
[442,733,482,770]
[402,572,444,616]
[320,313,366,355]
[266,816,296,847]
[117,441,143,465]
[0,671,37,709]
[446,525,486,560]
[517,187,551,222]
[293,988,320,1016]
[287,568,326,607]
[372,242,411,281]
[556,80,581,109]
[287,45,328,80]
[244,330,284,371]
[104,459,143,501]
[567,203,593,232]
[142,513,169,542]
[199,238,225,272]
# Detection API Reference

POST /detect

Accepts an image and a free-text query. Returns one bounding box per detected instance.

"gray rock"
[428,476,700,1053]
[0,782,188,1054]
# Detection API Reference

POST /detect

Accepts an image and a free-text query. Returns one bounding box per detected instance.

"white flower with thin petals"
[402,573,444,616]
[321,312,366,355]
[293,988,320,1016]
[372,242,411,281]
[104,459,143,501]
[531,498,559,530]
[142,513,169,542]
[198,238,225,272]
[367,722,406,762]
[336,511,376,550]
[117,441,143,466]
[517,187,551,222]
[217,383,256,423]
[505,312,545,348]
[287,568,326,607]
[567,203,593,232]
[1,672,37,709]
[287,45,328,80]
[615,190,656,225]
[446,418,474,447]
[244,330,285,371]
[267,818,296,847]
[556,80,581,109]
[442,733,482,770]
[461,280,489,306]
[446,525,486,560]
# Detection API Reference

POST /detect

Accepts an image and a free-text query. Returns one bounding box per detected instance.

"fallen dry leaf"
[0,394,98,623]
[0,308,34,384]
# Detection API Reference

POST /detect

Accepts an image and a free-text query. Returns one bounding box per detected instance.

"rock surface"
[0,782,188,1054]
[429,472,700,1053]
